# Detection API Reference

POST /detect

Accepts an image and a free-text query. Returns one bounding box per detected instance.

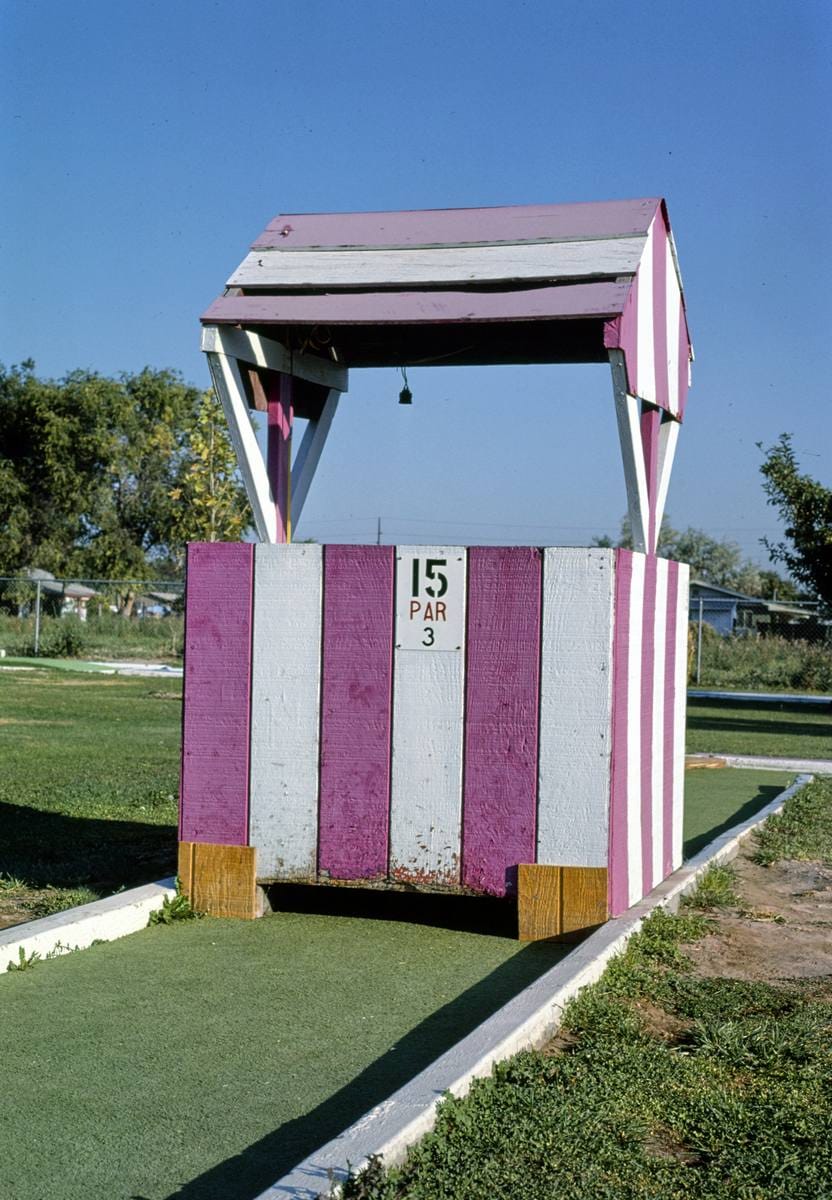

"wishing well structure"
[179,198,693,939]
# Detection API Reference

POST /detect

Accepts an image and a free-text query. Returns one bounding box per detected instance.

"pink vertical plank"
[640,404,661,551]
[462,548,541,897]
[640,554,657,897]
[180,542,253,845]
[609,550,633,916]
[603,270,638,397]
[663,562,680,876]
[318,545,394,880]
[267,373,293,543]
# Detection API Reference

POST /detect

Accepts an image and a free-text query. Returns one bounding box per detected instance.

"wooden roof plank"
[228,237,646,290]
[201,281,630,327]
[251,199,661,250]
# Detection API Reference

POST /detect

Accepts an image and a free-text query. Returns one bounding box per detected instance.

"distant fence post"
[695,596,703,685]
[33,580,42,656]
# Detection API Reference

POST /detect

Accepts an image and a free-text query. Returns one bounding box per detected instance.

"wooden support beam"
[517,864,608,941]
[640,402,661,552]
[205,349,278,543]
[266,373,293,543]
[201,324,348,392]
[178,841,260,920]
[653,414,680,544]
[290,388,339,527]
[609,350,649,554]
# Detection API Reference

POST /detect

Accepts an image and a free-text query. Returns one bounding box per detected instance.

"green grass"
[0,911,567,1200]
[686,698,831,759]
[341,778,832,1200]
[0,669,180,915]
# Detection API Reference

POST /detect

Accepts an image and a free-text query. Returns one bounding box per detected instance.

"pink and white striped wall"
[180,542,689,916]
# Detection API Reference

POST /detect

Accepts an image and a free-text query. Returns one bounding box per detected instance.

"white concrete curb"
[257,773,813,1200]
[0,877,177,972]
[687,752,832,774]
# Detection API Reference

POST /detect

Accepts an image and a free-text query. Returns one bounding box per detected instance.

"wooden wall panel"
[462,548,541,897]
[249,544,322,881]
[180,542,253,846]
[318,546,394,881]
[389,547,466,886]
[537,548,614,869]
[178,842,258,920]
[518,864,608,941]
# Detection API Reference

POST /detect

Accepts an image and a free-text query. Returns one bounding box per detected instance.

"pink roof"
[202,198,692,415]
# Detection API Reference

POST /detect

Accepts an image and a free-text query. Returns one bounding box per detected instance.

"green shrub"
[35,617,87,658]
[695,632,832,692]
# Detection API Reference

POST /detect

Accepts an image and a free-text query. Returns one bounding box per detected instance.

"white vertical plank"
[249,543,322,879]
[626,553,646,906]
[672,563,690,869]
[651,559,669,888]
[537,548,615,868]
[389,546,466,885]
[636,218,656,405]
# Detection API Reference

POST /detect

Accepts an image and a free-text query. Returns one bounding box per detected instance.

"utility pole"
[376,517,382,545]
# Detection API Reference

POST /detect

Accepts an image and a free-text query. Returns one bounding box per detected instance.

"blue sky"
[3,0,829,560]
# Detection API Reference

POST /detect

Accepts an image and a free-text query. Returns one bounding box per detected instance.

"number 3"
[422,627,435,646]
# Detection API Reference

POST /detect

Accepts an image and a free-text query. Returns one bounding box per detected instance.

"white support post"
[290,389,340,527]
[205,350,278,543]
[653,414,681,543]
[609,350,649,554]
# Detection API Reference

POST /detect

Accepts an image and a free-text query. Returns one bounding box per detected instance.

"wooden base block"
[178,841,260,919]
[518,864,608,941]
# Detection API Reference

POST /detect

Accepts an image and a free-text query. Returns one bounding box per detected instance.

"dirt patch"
[685,851,832,983]
[634,998,692,1043]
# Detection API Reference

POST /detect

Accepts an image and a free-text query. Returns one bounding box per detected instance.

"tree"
[759,434,832,608]
[0,362,250,607]
[592,512,797,595]
[168,390,249,562]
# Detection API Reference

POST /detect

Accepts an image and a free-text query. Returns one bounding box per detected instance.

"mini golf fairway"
[0,768,795,1200]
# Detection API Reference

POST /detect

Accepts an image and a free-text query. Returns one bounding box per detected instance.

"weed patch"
[754,775,832,865]
[682,863,739,910]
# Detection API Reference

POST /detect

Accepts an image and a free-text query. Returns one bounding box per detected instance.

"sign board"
[395,548,465,652]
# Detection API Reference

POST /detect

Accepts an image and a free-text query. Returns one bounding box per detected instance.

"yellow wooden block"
[518,864,608,941]
[177,841,259,920]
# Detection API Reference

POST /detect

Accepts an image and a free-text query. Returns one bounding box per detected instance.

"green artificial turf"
[0,910,566,1200]
[683,768,794,858]
[686,698,831,760]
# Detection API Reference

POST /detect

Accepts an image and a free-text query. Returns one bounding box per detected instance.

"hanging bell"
[398,385,413,405]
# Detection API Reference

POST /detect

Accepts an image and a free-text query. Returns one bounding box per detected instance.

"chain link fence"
[0,574,185,661]
[689,594,831,692]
